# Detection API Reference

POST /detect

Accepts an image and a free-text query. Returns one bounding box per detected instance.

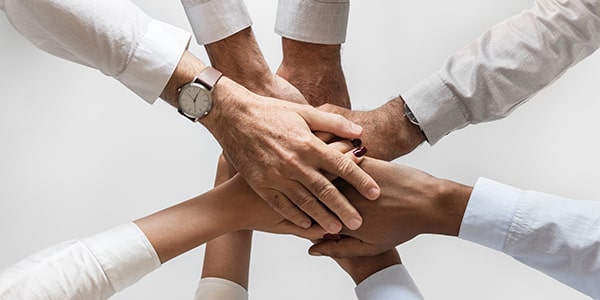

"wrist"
[278,38,349,107]
[205,27,272,94]
[431,179,472,237]
[380,98,427,157]
[197,76,248,136]
[345,251,401,284]
[160,50,207,108]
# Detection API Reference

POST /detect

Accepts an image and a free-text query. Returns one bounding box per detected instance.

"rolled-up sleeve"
[402,0,600,144]
[1,0,190,104]
[181,0,252,45]
[460,178,600,298]
[355,264,424,300]
[194,277,248,300]
[275,0,349,44]
[0,223,160,300]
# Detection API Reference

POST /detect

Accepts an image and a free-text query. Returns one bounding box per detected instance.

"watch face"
[178,83,212,118]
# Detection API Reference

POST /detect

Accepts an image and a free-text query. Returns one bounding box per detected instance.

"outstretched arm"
[402,0,600,145]
[311,158,600,298]
[194,155,252,299]
[0,144,365,299]
[0,174,324,300]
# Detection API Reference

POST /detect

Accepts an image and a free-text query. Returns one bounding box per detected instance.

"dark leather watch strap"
[196,66,223,91]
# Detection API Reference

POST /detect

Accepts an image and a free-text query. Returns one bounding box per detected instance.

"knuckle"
[335,157,357,179]
[266,193,289,212]
[294,194,318,211]
[314,182,339,202]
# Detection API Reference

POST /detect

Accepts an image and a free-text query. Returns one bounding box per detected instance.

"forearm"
[278,38,350,108]
[201,156,252,289]
[275,0,349,108]
[202,231,253,289]
[402,0,600,144]
[134,179,248,263]
[205,28,271,94]
[204,27,306,104]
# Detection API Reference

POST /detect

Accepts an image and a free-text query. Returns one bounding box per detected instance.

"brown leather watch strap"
[196,66,223,91]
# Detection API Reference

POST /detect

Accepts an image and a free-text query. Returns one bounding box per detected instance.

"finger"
[275,222,328,241]
[300,107,363,139]
[316,103,341,114]
[283,182,342,234]
[308,237,380,258]
[319,147,380,201]
[260,189,313,229]
[314,131,336,143]
[304,170,363,231]
[323,145,366,181]
[327,139,355,154]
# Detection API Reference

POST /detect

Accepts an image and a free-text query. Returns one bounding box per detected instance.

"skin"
[201,155,252,289]
[277,37,406,285]
[133,173,325,264]
[318,99,427,161]
[309,158,473,258]
[132,143,363,264]
[159,45,381,233]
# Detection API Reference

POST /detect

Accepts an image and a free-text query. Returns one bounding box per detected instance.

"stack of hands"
[167,26,466,288]
[5,0,600,298]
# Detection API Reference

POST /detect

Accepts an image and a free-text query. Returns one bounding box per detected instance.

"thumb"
[308,237,379,258]
[301,107,363,139]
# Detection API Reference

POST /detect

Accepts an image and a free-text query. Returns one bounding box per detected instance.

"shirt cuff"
[194,277,249,300]
[115,19,190,104]
[275,0,349,44]
[458,178,522,252]
[355,264,424,300]
[181,0,252,45]
[401,73,469,145]
[81,223,161,293]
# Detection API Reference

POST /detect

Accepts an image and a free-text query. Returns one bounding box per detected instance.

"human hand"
[324,233,402,284]
[277,37,350,108]
[225,140,368,238]
[201,80,380,234]
[308,158,472,258]
[318,99,427,161]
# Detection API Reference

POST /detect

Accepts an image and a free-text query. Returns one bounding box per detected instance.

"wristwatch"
[177,66,223,122]
[403,102,420,127]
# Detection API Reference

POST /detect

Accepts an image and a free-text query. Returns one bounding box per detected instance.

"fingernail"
[310,251,323,256]
[348,218,362,230]
[351,139,362,147]
[353,146,367,158]
[323,233,341,240]
[301,221,312,229]
[368,187,380,199]
[351,123,363,133]
[328,222,342,233]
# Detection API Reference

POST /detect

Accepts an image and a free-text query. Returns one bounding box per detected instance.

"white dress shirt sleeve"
[275,0,349,44]
[0,223,161,300]
[402,0,600,144]
[1,0,190,104]
[181,0,252,45]
[194,277,249,300]
[355,264,424,300]
[460,178,600,298]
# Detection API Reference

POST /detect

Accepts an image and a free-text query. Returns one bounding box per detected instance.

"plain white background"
[1,0,599,299]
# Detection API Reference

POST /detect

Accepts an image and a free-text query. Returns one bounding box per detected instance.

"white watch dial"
[179,83,212,118]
